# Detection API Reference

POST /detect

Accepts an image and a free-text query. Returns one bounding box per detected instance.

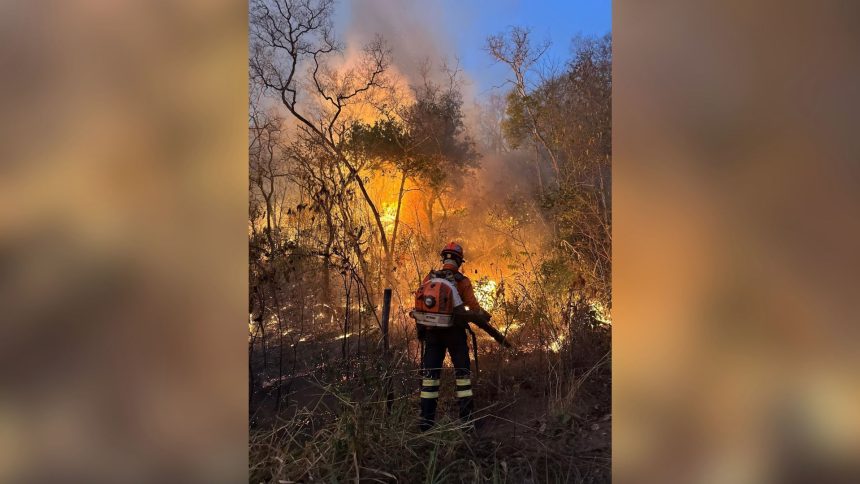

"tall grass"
[250,354,609,483]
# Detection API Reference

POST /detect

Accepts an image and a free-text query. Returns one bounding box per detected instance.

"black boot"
[419,395,438,431]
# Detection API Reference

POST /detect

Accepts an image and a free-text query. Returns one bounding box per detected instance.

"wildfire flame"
[549,334,566,353]
[474,278,498,311]
[380,202,397,233]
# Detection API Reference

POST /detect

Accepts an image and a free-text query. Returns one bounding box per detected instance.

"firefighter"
[417,242,487,431]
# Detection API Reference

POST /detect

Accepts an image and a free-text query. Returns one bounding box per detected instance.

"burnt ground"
[250,332,610,482]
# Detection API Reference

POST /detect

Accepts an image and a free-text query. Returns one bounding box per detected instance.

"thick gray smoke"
[340,0,453,86]
[339,0,544,264]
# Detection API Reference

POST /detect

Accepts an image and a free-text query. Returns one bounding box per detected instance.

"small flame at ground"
[549,334,566,353]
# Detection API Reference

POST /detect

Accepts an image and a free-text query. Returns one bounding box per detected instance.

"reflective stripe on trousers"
[455,378,472,397]
[419,326,474,430]
[421,378,440,400]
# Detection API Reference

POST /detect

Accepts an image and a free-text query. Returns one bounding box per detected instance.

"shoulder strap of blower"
[431,269,457,281]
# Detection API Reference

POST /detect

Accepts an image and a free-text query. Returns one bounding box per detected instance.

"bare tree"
[486,27,561,182]
[250,0,395,265]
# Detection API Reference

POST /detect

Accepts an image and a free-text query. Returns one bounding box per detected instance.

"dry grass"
[250,354,610,483]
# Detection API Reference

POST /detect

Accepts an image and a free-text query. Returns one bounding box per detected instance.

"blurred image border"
[0,0,858,482]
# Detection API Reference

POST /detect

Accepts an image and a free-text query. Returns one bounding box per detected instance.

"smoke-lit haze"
[335,0,612,100]
[329,0,611,274]
[339,0,452,85]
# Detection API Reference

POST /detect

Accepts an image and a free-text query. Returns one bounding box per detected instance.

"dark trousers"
[419,326,474,431]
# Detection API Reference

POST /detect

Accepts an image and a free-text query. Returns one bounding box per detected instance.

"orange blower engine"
[411,274,463,328]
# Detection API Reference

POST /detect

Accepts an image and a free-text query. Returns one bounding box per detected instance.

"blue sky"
[336,0,611,99]
[436,0,612,95]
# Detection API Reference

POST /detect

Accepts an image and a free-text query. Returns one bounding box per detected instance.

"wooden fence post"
[380,288,393,410]
[381,288,392,354]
